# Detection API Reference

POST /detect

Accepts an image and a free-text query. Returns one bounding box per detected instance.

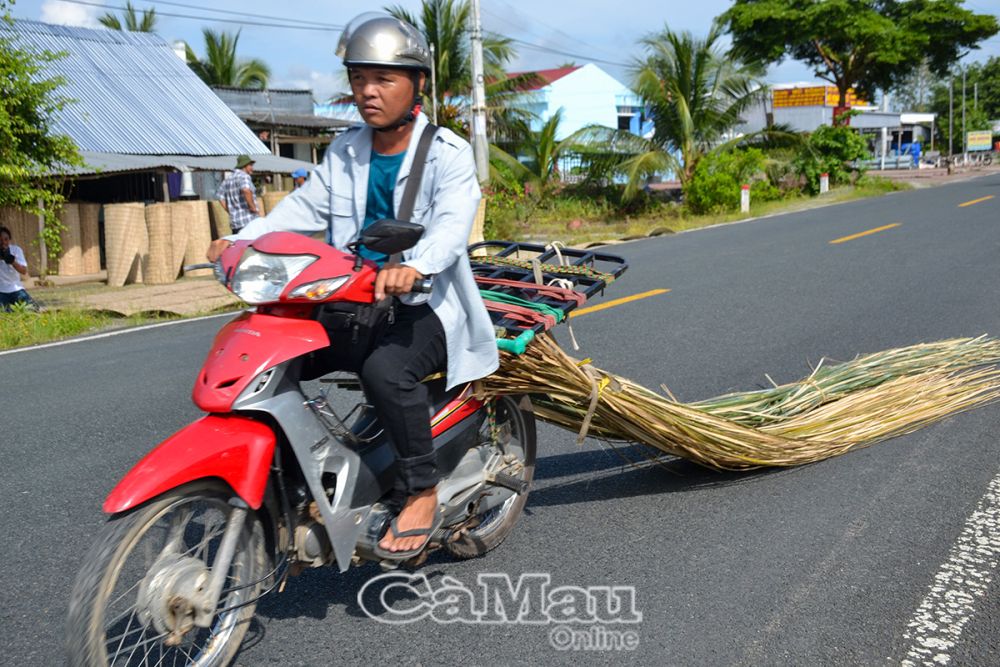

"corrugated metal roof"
[1,20,268,156]
[239,112,350,130]
[212,87,315,116]
[69,151,313,176]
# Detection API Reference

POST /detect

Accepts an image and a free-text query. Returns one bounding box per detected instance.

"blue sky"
[12,0,1000,102]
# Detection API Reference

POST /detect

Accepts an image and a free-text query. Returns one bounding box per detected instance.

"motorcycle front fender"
[103,415,276,514]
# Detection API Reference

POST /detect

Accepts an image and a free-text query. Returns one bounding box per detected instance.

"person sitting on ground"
[0,226,39,312]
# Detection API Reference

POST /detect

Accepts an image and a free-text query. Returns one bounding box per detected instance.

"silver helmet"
[336,13,431,74]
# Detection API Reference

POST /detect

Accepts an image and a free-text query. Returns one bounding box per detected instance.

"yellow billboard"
[772,86,865,108]
[967,130,992,151]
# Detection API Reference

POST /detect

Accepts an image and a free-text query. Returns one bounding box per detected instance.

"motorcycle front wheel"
[67,480,268,667]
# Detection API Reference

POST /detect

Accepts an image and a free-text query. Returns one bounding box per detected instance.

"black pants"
[313,302,447,498]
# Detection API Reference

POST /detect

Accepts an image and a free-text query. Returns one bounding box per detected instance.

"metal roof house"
[211,86,350,164]
[1,19,310,202]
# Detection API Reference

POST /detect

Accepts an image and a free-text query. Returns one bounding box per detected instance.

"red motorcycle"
[67,220,625,666]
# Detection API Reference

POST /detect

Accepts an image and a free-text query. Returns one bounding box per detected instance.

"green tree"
[185,29,270,89]
[581,22,769,197]
[928,68,994,151]
[98,0,157,32]
[489,109,583,193]
[794,123,869,193]
[0,1,83,266]
[385,0,534,145]
[722,0,999,111]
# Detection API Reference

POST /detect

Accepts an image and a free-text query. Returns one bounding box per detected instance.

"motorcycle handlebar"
[410,278,433,294]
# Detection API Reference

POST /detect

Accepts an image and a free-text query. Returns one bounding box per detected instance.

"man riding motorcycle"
[207,13,498,559]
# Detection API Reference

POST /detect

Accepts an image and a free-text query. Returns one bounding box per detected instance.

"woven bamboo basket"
[177,201,213,276]
[104,203,147,286]
[208,200,231,239]
[262,191,289,214]
[144,203,176,285]
[78,203,101,274]
[168,202,190,276]
[56,203,84,276]
[0,207,42,275]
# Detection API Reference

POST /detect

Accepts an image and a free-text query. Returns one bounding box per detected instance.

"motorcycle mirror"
[359,219,423,256]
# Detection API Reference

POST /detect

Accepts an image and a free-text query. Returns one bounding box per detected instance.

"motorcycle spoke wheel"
[67,481,267,667]
[445,395,536,559]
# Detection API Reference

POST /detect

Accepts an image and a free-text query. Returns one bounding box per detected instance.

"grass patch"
[487,177,910,247]
[0,306,178,350]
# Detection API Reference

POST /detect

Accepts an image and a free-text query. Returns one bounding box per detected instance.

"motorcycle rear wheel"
[66,480,267,667]
[446,395,537,559]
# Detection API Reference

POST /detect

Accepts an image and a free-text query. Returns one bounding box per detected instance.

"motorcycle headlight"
[230,249,316,304]
[288,276,350,300]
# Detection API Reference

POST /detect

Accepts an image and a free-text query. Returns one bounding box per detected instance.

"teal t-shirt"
[360,149,406,264]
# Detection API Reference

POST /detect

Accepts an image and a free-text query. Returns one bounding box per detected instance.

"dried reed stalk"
[482,333,1000,471]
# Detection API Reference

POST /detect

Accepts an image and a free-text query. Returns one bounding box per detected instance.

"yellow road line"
[829,223,901,245]
[958,195,995,208]
[570,288,670,318]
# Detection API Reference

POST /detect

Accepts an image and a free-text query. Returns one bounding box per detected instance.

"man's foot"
[378,486,439,554]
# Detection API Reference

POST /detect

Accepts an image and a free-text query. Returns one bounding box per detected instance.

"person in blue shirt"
[208,15,498,560]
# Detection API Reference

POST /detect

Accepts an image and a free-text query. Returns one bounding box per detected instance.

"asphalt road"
[3,174,999,666]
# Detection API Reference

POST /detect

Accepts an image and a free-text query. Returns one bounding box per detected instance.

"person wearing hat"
[216,154,260,232]
[207,13,497,561]
[291,168,309,189]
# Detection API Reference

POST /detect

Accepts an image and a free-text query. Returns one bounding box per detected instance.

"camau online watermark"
[358,572,642,651]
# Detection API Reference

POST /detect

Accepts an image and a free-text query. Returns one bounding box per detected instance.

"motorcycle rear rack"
[468,241,628,335]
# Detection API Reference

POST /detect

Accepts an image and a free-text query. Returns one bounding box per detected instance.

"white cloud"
[39,0,104,28]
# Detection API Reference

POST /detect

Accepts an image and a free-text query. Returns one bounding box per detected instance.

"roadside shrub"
[795,125,869,194]
[684,148,776,214]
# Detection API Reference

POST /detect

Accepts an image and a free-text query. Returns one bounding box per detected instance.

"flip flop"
[373,507,445,561]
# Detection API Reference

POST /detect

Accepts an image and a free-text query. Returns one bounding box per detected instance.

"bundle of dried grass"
[482,333,1000,470]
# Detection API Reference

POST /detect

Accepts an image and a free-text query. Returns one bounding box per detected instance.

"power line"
[146,0,343,29]
[483,0,627,65]
[55,0,342,32]
[510,38,631,69]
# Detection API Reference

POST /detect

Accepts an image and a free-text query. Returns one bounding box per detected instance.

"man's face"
[244,164,255,175]
[349,67,421,128]
[294,177,306,187]
[0,232,10,249]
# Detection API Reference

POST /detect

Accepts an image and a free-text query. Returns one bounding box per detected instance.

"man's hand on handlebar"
[207,239,233,263]
[375,264,424,301]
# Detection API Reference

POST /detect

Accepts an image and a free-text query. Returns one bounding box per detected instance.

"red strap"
[474,276,586,306]
[482,300,556,329]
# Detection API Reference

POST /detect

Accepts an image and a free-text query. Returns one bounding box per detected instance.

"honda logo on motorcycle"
[358,572,641,651]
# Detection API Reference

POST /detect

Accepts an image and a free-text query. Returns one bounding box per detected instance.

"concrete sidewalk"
[31,275,241,317]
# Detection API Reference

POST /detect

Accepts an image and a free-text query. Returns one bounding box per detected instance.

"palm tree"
[490,109,580,193]
[185,29,270,89]
[99,1,157,32]
[583,22,769,197]
[385,0,534,144]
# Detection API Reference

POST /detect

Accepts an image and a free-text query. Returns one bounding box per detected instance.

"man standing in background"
[217,154,260,232]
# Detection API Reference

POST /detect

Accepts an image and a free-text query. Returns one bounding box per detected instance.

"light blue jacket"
[228,113,499,390]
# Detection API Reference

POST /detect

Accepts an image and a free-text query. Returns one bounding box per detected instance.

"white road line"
[900,471,1000,666]
[0,312,238,357]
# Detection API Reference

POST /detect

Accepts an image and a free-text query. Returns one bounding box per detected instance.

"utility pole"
[429,43,438,125]
[469,0,489,184]
[962,66,967,160]
[948,77,954,157]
